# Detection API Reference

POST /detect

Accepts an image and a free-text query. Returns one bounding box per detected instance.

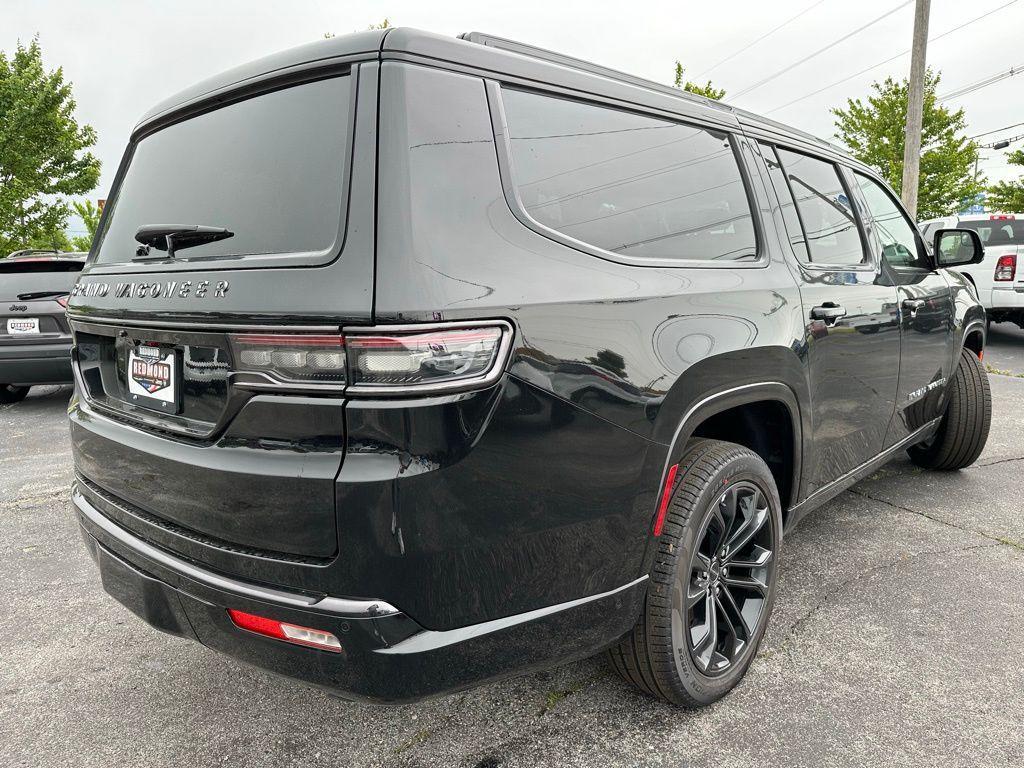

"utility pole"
[900,0,931,218]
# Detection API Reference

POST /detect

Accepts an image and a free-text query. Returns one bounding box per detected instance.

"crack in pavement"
[0,489,69,511]
[761,540,1003,660]
[974,454,1024,468]
[847,487,1024,552]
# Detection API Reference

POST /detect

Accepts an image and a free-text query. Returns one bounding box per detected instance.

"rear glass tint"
[501,89,757,262]
[957,219,1024,246]
[0,259,84,273]
[94,75,352,265]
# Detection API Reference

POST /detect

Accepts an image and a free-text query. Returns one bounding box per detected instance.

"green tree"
[0,38,100,257]
[673,62,725,100]
[832,69,981,220]
[987,149,1024,212]
[325,18,390,38]
[70,199,102,251]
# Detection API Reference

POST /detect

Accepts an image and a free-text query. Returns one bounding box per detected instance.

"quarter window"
[854,173,927,269]
[776,149,865,266]
[501,89,758,262]
[759,143,809,262]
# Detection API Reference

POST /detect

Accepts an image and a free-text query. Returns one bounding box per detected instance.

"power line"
[939,64,1023,100]
[980,132,1024,149]
[970,121,1024,140]
[728,0,914,100]
[764,0,1019,114]
[694,0,829,78]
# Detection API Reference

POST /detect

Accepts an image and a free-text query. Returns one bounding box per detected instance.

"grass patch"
[393,728,431,755]
[985,363,1024,378]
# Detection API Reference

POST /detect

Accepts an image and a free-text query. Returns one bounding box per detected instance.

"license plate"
[127,344,179,412]
[7,317,39,335]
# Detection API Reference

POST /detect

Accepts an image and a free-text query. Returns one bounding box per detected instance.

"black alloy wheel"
[608,439,781,707]
[681,481,774,676]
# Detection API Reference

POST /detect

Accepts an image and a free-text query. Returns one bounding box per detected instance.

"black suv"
[1,250,85,402]
[67,29,991,706]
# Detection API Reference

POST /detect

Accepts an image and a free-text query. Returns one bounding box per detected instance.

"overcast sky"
[5,0,1023,234]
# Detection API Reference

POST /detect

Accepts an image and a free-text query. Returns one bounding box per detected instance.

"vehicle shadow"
[1,384,72,413]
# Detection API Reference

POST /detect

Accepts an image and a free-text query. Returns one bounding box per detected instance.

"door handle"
[902,298,926,318]
[810,303,846,325]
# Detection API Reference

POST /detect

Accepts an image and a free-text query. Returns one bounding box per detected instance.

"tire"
[608,439,781,707]
[908,347,991,470]
[0,385,30,404]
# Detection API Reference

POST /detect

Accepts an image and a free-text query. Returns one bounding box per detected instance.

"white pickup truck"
[920,213,1024,329]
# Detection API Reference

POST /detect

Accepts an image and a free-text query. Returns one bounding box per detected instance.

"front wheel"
[0,385,30,404]
[608,439,780,707]
[908,347,991,470]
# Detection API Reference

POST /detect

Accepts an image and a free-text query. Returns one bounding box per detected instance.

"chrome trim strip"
[374,575,649,655]
[787,417,941,516]
[229,370,345,393]
[73,485,400,618]
[68,314,340,332]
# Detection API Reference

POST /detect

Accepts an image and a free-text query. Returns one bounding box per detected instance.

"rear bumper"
[989,286,1024,311]
[0,342,72,385]
[74,484,646,702]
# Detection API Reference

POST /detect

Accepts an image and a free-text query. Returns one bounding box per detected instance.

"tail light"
[229,321,512,395]
[55,295,69,308]
[227,609,343,653]
[231,334,346,387]
[994,255,1017,281]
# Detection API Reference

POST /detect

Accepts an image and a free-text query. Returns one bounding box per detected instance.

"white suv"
[920,213,1024,328]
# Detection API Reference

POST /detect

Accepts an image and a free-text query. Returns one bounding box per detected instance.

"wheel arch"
[962,319,986,359]
[662,382,802,522]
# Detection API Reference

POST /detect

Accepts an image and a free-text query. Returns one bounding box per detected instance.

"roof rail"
[458,31,732,115]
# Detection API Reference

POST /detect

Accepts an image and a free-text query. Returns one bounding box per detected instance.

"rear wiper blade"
[17,291,67,301]
[133,224,233,260]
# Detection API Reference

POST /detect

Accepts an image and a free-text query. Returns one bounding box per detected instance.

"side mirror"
[933,228,985,268]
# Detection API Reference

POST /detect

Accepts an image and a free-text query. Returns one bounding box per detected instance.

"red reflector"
[653,463,679,536]
[55,295,69,308]
[227,609,343,653]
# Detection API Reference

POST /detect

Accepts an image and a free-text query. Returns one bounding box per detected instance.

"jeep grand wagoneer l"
[68,29,990,706]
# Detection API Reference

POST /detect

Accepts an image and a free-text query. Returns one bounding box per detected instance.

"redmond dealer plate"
[127,344,179,412]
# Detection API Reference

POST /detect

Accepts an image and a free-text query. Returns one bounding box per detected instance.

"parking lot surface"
[4,356,1024,767]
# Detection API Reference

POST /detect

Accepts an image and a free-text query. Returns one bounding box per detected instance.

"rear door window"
[94,75,352,266]
[776,148,865,267]
[501,88,758,263]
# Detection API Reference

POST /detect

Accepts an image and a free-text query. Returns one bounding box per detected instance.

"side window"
[776,148,865,266]
[501,88,758,262]
[758,142,809,262]
[854,173,928,269]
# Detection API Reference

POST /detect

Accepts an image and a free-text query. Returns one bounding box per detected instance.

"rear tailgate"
[68,58,379,563]
[1,259,81,341]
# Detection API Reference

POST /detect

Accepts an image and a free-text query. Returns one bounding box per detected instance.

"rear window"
[0,259,84,273]
[93,75,352,266]
[957,219,1024,246]
[501,89,758,263]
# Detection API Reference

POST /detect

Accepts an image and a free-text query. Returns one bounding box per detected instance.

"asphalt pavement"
[3,337,1024,768]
